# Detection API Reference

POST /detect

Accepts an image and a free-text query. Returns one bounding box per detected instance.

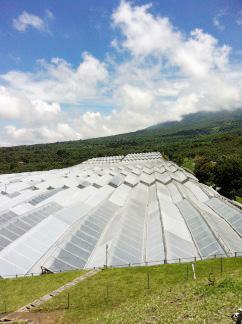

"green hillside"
[0,109,241,199]
[0,258,242,323]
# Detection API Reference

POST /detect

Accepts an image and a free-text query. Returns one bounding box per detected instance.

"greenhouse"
[0,152,241,277]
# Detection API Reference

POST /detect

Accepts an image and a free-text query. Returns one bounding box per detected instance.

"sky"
[0,0,242,146]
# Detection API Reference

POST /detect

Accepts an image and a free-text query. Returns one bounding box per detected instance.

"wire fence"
[1,251,242,279]
[0,254,242,315]
[41,256,242,315]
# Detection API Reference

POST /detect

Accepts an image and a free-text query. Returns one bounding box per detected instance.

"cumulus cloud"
[1,53,108,104]
[1,1,242,146]
[3,123,80,146]
[12,9,54,33]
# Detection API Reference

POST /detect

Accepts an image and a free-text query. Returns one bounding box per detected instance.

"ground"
[1,258,241,323]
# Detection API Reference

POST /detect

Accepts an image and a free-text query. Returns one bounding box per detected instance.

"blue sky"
[0,0,242,145]
[1,0,242,72]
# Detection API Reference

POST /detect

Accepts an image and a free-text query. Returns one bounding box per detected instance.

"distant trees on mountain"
[0,111,241,201]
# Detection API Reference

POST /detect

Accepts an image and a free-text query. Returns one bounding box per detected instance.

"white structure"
[0,152,241,277]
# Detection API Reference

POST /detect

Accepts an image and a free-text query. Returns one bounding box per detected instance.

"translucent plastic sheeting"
[110,184,149,266]
[37,187,88,207]
[92,174,113,188]
[202,210,242,254]
[28,187,65,206]
[85,185,114,207]
[44,201,118,272]
[199,183,217,197]
[158,198,199,260]
[108,174,125,188]
[184,181,209,202]
[166,182,183,203]
[0,211,69,276]
[206,198,242,237]
[177,199,225,257]
[145,185,165,262]
[0,202,62,251]
[124,174,139,187]
[155,172,172,185]
[171,170,188,183]
[143,167,153,175]
[1,153,242,275]
[109,184,131,207]
[156,182,172,202]
[21,201,92,275]
[0,188,44,213]
[140,173,155,186]
[180,197,242,253]
[0,211,17,227]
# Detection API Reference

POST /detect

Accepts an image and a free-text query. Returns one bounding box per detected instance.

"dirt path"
[0,269,100,323]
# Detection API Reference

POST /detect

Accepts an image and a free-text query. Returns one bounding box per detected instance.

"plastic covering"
[0,152,241,276]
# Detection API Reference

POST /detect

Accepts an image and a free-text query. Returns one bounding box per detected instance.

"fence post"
[235,252,237,258]
[67,293,70,309]
[105,244,108,269]
[147,273,150,289]
[220,257,223,274]
[186,264,189,281]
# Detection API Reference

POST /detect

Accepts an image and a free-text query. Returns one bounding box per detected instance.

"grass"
[182,157,195,173]
[34,257,242,323]
[236,196,242,204]
[0,269,85,314]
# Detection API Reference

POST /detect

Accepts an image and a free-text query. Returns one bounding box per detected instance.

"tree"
[194,156,215,184]
[214,157,242,199]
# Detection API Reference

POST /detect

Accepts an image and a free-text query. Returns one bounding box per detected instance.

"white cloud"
[112,2,231,77]
[1,53,108,104]
[3,123,79,146]
[237,10,242,26]
[1,1,242,146]
[12,10,54,33]
[213,11,226,31]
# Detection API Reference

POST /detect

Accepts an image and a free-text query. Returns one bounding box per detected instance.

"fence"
[0,254,242,316]
[1,251,242,279]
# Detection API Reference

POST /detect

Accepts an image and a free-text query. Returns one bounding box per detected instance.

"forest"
[0,110,241,201]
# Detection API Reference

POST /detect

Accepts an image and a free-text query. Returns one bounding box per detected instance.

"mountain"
[0,108,241,175]
[144,108,242,134]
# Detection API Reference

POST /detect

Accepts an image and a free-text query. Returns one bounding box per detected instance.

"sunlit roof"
[0,152,241,277]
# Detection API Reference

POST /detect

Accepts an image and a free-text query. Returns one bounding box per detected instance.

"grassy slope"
[34,258,242,323]
[0,269,85,313]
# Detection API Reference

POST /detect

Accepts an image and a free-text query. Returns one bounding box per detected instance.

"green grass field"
[0,269,85,314]
[33,258,242,323]
[1,258,242,323]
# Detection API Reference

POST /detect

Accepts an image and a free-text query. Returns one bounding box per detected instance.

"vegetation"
[0,258,241,322]
[0,109,241,199]
[0,269,85,313]
[33,257,242,323]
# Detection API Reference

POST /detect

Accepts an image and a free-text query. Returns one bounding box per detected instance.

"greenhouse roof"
[0,152,241,277]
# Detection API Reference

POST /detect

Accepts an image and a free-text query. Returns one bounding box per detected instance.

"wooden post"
[105,244,108,269]
[67,293,70,309]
